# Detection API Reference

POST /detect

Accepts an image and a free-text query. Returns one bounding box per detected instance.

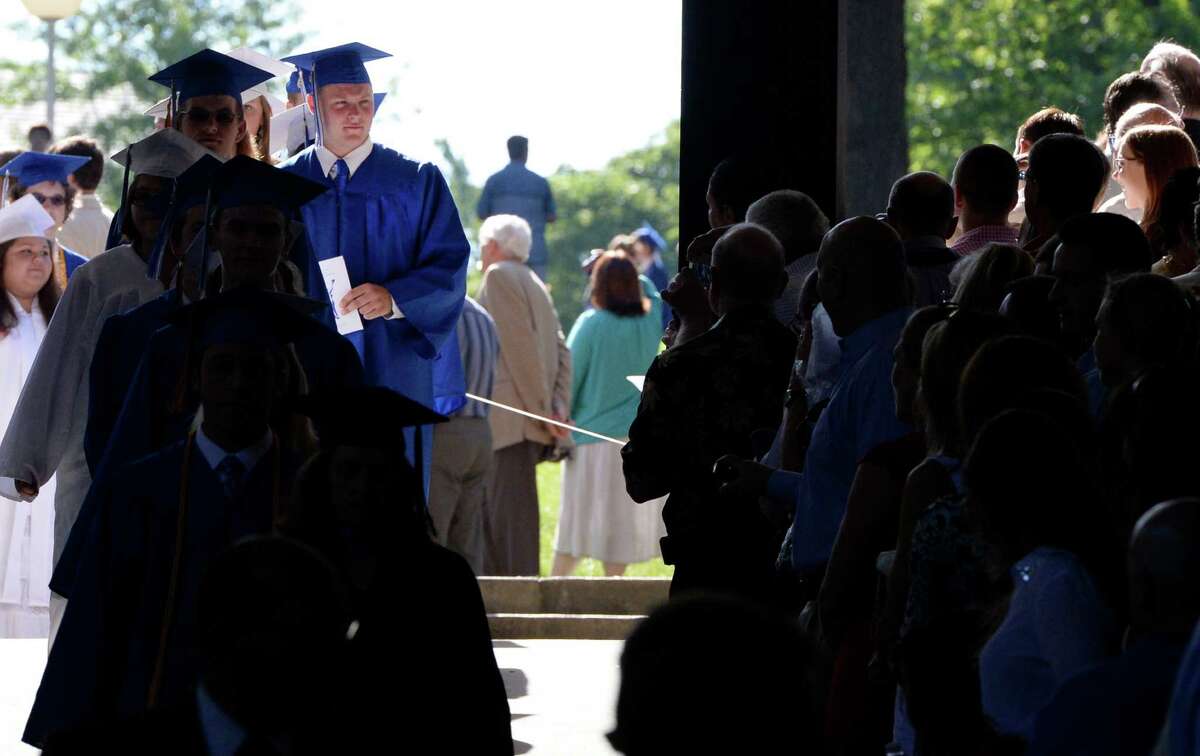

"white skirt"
[554,442,666,564]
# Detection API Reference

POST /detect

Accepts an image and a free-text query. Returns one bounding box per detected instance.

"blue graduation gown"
[56,302,363,600]
[280,144,469,484]
[25,438,286,748]
[63,246,88,278]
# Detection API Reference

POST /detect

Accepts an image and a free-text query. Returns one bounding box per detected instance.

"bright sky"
[2,0,682,182]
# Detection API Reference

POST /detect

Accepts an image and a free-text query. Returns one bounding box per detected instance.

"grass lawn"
[536,461,673,578]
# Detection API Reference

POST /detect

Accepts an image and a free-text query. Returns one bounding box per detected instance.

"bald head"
[817,217,911,336]
[887,171,955,240]
[709,223,787,311]
[1129,498,1200,637]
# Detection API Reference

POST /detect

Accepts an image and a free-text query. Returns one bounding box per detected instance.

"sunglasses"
[180,107,239,126]
[32,192,66,207]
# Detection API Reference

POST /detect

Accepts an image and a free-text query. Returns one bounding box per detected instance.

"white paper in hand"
[318,256,363,335]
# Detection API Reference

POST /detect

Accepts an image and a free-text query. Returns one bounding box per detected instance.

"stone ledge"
[479,576,670,616]
[488,612,647,641]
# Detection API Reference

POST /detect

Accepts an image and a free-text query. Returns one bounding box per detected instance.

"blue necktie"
[215,456,246,500]
[331,158,349,194]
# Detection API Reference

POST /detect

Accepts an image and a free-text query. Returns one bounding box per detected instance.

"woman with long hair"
[0,195,61,637]
[1113,125,1198,256]
[552,251,666,576]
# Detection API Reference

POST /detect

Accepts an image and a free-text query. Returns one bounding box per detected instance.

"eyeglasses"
[691,261,713,287]
[180,107,239,126]
[32,192,66,207]
[1114,154,1141,172]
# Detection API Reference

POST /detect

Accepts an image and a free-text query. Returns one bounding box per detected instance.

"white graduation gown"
[0,294,54,637]
[0,245,163,568]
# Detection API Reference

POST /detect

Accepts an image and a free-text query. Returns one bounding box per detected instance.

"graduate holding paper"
[280,42,469,487]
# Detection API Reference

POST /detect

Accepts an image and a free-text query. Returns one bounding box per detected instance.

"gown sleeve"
[379,163,468,360]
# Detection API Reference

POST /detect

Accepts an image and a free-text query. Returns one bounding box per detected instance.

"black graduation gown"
[25,437,288,748]
[54,311,362,600]
[83,289,182,473]
[346,541,512,755]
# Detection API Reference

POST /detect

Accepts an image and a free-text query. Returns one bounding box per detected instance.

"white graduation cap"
[0,194,56,245]
[224,46,290,111]
[109,128,225,179]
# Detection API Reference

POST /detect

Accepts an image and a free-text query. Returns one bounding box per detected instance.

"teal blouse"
[567,291,663,446]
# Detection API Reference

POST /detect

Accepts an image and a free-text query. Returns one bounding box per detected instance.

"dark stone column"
[679,0,908,250]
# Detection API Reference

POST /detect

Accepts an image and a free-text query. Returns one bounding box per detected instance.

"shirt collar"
[5,292,40,319]
[315,139,374,179]
[839,307,912,366]
[194,426,274,474]
[196,684,246,756]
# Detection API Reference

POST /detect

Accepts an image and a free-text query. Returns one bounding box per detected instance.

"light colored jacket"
[477,260,571,450]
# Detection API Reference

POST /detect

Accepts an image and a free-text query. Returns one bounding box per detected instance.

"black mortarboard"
[150,48,275,108]
[292,386,446,451]
[211,155,327,212]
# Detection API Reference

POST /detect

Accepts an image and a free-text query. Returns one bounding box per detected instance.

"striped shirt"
[951,223,1019,256]
[456,296,500,418]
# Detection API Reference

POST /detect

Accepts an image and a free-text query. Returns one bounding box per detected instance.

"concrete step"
[479,576,670,616]
[488,612,647,640]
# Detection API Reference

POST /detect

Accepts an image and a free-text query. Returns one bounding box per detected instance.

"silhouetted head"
[886,171,956,241]
[816,216,911,336]
[1049,212,1151,358]
[708,222,787,314]
[507,135,528,162]
[1023,134,1108,226]
[746,189,829,264]
[1093,273,1196,388]
[610,595,822,756]
[706,157,772,229]
[954,244,1034,313]
[1128,498,1200,639]
[952,145,1019,224]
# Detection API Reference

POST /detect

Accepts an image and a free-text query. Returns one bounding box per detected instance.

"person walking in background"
[428,296,499,574]
[0,196,61,638]
[477,136,557,281]
[26,125,52,154]
[476,214,571,576]
[50,138,111,259]
[553,251,666,577]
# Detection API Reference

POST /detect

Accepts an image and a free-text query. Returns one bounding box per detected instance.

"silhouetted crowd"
[6,33,1200,756]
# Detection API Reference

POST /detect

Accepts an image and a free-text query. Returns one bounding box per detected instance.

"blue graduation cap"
[281,42,390,89]
[0,152,89,187]
[634,223,668,252]
[149,48,275,108]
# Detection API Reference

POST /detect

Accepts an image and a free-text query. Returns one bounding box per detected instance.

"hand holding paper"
[319,256,364,335]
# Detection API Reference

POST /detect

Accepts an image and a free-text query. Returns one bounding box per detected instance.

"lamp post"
[20,0,82,136]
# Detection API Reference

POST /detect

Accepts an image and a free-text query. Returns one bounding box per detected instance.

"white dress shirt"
[194,426,273,477]
[313,139,404,321]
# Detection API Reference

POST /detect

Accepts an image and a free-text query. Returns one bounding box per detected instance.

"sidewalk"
[0,638,624,755]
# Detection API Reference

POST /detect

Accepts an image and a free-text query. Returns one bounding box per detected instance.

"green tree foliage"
[455,120,679,331]
[1,0,303,205]
[543,120,679,330]
[907,0,1200,177]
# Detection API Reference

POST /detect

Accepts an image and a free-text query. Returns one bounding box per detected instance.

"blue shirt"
[767,307,914,572]
[980,547,1115,739]
[455,296,499,418]
[476,162,556,270]
[1167,619,1200,756]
